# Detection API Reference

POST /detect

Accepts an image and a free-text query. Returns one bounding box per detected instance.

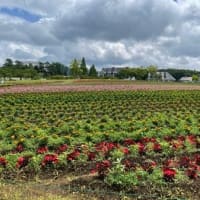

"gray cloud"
[0,0,200,70]
[53,0,180,42]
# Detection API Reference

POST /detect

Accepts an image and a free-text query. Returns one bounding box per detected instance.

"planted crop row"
[0,90,200,193]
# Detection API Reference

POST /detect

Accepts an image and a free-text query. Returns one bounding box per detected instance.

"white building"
[148,71,176,81]
[157,72,176,81]
[179,77,193,82]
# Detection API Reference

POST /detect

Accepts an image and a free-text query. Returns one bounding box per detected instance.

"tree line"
[0,58,199,81]
[70,58,98,78]
[117,66,200,81]
[0,57,98,79]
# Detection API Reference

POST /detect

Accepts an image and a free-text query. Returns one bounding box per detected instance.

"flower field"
[0,90,200,199]
[2,82,200,94]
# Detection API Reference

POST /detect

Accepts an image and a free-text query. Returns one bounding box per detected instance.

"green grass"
[1,78,200,86]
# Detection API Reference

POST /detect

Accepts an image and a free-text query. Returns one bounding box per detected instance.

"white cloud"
[0,0,200,70]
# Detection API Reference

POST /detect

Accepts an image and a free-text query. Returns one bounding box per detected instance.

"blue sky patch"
[0,7,42,22]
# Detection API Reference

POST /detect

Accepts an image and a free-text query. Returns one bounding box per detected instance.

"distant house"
[100,67,126,77]
[179,77,193,82]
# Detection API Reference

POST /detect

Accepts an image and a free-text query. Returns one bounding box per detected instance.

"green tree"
[192,74,199,81]
[70,59,80,77]
[3,58,13,67]
[48,62,66,76]
[89,64,97,77]
[80,57,88,76]
[15,60,24,68]
[147,65,157,80]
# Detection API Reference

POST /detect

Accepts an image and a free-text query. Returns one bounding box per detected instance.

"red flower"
[15,144,24,153]
[141,137,150,143]
[67,150,80,161]
[187,168,198,179]
[87,152,96,161]
[172,140,183,150]
[164,136,173,142]
[177,136,185,141]
[138,142,145,154]
[95,142,118,154]
[122,147,130,155]
[164,159,178,168]
[142,161,157,173]
[0,157,7,167]
[163,168,176,181]
[55,144,68,154]
[195,154,200,165]
[91,160,111,177]
[186,164,198,179]
[16,156,29,169]
[153,143,162,153]
[187,135,197,145]
[42,154,58,166]
[179,156,190,168]
[122,159,136,170]
[37,146,48,154]
[123,138,135,146]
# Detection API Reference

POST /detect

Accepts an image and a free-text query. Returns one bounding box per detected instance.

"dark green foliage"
[117,67,148,80]
[89,64,98,77]
[0,58,69,79]
[80,57,88,76]
[70,59,80,77]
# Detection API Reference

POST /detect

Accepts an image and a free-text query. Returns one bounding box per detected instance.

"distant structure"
[100,67,126,77]
[157,72,176,81]
[22,61,40,66]
[148,71,176,81]
[179,77,193,82]
[22,61,50,67]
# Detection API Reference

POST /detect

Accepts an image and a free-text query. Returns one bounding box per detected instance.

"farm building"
[179,77,193,82]
[148,71,176,81]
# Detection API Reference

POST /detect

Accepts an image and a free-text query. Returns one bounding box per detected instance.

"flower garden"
[0,90,200,199]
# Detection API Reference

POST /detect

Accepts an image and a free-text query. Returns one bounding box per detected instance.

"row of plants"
[0,134,199,185]
[0,90,200,195]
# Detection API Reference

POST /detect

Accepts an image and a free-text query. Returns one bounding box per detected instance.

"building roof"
[179,77,193,81]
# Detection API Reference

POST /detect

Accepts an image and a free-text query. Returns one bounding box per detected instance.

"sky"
[0,0,200,70]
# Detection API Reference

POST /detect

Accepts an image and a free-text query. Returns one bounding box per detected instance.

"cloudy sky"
[0,0,200,70]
